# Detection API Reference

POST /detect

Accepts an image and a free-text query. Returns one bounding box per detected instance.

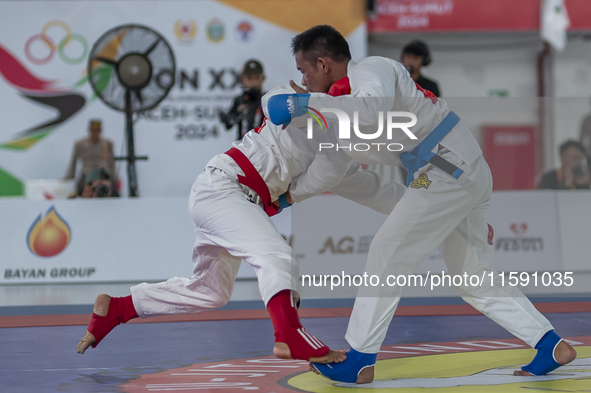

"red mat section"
[1,301,589,328]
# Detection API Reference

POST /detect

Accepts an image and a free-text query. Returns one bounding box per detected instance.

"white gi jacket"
[288,56,483,202]
[206,84,405,215]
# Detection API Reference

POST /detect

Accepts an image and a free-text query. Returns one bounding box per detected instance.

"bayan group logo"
[27,206,71,258]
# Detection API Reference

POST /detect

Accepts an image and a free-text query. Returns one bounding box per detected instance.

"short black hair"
[402,40,431,66]
[560,140,585,156]
[291,25,351,64]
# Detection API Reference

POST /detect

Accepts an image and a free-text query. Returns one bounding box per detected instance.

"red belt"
[225,147,280,217]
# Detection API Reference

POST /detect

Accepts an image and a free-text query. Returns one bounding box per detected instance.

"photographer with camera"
[220,59,265,140]
[80,168,119,198]
[538,140,590,190]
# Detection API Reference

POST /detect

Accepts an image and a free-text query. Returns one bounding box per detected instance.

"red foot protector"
[88,295,138,348]
[267,290,330,360]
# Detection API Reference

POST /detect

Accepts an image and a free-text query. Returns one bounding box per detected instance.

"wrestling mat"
[1,297,589,392]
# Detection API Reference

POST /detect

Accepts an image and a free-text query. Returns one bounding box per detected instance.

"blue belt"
[400,111,463,186]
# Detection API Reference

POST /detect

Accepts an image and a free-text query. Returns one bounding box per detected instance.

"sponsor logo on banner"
[173,19,197,43]
[0,41,86,151]
[495,222,544,252]
[318,235,374,254]
[27,206,71,257]
[1,204,98,282]
[206,18,225,43]
[235,20,254,42]
[4,267,96,280]
[493,131,531,146]
[25,20,89,65]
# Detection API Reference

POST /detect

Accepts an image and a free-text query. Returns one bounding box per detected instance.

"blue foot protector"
[312,348,377,383]
[521,330,563,375]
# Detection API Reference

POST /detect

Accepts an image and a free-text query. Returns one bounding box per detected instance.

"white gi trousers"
[131,167,298,318]
[345,149,554,353]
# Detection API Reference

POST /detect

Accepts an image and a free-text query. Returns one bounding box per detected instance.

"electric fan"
[87,24,176,197]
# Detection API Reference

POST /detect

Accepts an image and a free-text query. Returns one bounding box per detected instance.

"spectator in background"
[401,40,440,97]
[399,40,441,182]
[219,59,266,140]
[65,119,117,196]
[579,96,591,160]
[538,140,590,190]
[80,168,119,198]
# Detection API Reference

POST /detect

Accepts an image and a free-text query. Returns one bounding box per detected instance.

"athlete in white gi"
[266,25,577,383]
[77,84,406,363]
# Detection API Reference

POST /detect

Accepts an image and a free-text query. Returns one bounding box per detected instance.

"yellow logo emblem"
[410,174,432,189]
[174,19,197,43]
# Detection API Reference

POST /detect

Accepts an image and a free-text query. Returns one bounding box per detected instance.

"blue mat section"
[0,312,590,393]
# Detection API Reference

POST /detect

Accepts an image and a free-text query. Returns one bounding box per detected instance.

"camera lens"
[94,184,110,197]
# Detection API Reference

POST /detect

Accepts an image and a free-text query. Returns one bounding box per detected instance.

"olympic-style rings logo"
[25,20,89,65]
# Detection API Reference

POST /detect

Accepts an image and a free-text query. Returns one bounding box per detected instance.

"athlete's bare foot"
[76,294,111,354]
[309,363,320,375]
[513,341,577,376]
[309,363,374,384]
[273,342,346,363]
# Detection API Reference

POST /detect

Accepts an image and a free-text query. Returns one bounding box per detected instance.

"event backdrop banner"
[367,0,591,32]
[0,198,196,284]
[0,0,366,197]
[293,191,562,280]
[0,197,292,284]
[0,191,570,285]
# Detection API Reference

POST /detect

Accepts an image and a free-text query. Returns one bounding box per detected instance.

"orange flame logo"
[27,206,71,257]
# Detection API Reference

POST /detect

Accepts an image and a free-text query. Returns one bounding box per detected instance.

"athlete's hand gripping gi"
[276,192,292,214]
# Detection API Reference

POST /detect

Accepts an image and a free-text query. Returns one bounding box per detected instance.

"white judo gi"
[288,57,554,353]
[130,85,405,319]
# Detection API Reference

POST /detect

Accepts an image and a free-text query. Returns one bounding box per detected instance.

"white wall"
[368,32,591,169]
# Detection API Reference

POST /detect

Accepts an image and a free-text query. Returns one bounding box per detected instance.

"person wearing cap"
[65,119,117,196]
[219,59,266,140]
[401,40,440,97]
